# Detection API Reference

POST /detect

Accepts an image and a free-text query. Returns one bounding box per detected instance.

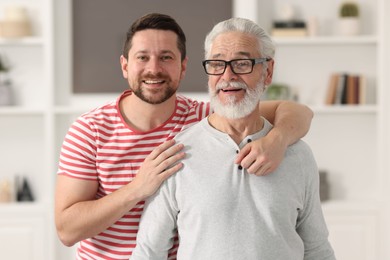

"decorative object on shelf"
[16,176,34,202]
[272,3,307,37]
[0,5,31,38]
[0,178,13,203]
[271,20,307,37]
[319,171,330,201]
[306,16,319,37]
[0,80,14,106]
[278,3,296,21]
[325,72,366,105]
[0,54,14,106]
[264,83,291,100]
[338,1,360,36]
[0,54,9,72]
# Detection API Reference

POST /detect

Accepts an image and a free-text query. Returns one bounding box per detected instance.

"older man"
[132,17,335,260]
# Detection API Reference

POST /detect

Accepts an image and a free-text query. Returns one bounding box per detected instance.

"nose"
[221,63,238,81]
[145,57,163,74]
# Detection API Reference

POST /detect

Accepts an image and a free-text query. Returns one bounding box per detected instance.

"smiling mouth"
[143,80,165,85]
[220,87,243,93]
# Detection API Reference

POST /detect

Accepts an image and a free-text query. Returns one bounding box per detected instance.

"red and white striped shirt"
[57,90,211,260]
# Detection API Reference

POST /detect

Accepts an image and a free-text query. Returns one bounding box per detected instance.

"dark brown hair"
[122,13,187,61]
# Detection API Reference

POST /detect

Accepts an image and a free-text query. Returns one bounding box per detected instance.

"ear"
[120,55,128,79]
[264,59,274,86]
[180,56,189,81]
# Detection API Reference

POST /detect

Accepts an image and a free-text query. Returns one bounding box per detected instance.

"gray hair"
[204,17,275,60]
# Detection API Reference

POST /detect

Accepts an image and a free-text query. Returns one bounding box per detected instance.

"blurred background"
[0,0,390,259]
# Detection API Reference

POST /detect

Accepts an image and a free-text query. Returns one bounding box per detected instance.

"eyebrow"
[160,50,176,56]
[211,51,251,59]
[134,50,176,57]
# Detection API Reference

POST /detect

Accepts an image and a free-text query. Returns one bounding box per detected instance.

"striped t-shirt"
[57,90,211,259]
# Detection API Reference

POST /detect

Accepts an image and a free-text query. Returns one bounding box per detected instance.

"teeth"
[144,80,163,84]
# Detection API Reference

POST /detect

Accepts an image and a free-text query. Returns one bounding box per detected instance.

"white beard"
[209,81,265,120]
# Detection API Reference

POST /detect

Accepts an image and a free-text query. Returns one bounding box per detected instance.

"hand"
[235,134,287,176]
[131,139,185,200]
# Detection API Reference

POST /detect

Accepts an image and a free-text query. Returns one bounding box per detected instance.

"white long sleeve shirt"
[132,118,335,260]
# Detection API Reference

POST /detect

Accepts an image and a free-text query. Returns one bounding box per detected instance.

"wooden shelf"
[274,35,378,45]
[311,104,378,114]
[321,200,382,213]
[0,202,47,216]
[0,106,45,115]
[0,37,44,46]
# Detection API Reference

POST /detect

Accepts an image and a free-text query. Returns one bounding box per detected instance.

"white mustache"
[216,81,248,91]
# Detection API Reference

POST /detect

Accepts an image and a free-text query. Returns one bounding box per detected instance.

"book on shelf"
[325,74,338,105]
[273,20,306,29]
[325,73,367,105]
[271,20,307,37]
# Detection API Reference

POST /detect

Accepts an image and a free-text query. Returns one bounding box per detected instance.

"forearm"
[56,182,142,247]
[271,101,313,146]
[56,140,184,246]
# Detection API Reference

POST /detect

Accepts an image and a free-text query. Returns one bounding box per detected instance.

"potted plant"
[339,2,360,36]
[0,55,9,74]
[0,54,14,106]
[0,54,10,86]
[264,83,291,100]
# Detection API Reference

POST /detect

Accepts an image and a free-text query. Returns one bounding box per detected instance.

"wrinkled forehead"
[210,31,260,59]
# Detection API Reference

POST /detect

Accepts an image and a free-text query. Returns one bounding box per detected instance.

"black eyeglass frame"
[202,58,271,75]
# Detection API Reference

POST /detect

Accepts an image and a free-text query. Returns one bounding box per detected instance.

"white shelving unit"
[0,0,55,259]
[234,0,390,259]
[0,0,389,259]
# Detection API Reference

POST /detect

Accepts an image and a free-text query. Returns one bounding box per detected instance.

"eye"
[209,61,225,69]
[137,55,149,62]
[235,60,251,68]
[161,55,173,61]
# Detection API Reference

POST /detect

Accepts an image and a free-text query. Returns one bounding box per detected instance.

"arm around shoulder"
[235,100,313,175]
[259,100,313,146]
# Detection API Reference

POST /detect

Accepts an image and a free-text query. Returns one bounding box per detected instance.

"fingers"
[147,140,185,169]
[155,149,185,175]
[236,137,285,176]
[236,145,274,176]
[238,155,265,176]
[148,139,178,160]
[234,145,249,165]
[158,162,183,181]
[249,162,273,176]
[132,140,185,200]
[238,160,273,176]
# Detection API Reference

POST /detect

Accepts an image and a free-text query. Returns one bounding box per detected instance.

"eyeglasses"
[202,58,271,75]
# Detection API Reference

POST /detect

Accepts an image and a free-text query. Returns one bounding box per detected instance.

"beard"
[130,72,177,105]
[132,86,176,105]
[209,81,265,119]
